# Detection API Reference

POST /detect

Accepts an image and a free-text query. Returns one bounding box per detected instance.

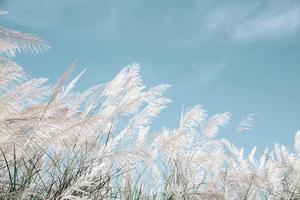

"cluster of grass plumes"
[1,15,300,200]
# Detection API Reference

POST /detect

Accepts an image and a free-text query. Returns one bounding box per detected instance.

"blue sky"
[1,0,300,153]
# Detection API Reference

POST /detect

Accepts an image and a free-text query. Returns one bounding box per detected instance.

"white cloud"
[2,0,300,44]
[234,6,300,41]
[186,0,300,44]
[1,0,66,29]
[174,61,226,91]
[193,63,225,86]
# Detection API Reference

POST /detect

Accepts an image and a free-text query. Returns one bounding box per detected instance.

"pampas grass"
[0,17,300,200]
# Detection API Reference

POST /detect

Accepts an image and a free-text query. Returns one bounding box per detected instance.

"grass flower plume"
[0,16,299,200]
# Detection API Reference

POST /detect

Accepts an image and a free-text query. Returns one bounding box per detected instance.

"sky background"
[0,0,300,154]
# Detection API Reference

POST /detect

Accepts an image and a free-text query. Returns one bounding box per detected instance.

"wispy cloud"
[174,61,227,92]
[191,62,226,87]
[2,0,300,44]
[234,4,300,41]
[1,0,65,30]
[188,0,300,43]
